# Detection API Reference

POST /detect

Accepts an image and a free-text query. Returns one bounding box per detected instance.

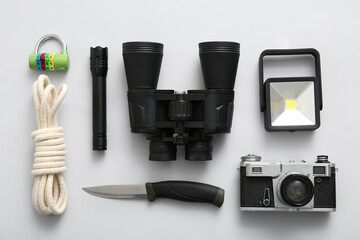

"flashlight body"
[90,47,108,150]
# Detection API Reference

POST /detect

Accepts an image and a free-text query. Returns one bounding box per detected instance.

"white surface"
[1,0,359,239]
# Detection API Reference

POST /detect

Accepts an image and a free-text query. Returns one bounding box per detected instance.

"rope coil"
[31,75,68,215]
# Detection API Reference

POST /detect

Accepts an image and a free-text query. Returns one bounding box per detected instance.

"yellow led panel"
[286,99,297,109]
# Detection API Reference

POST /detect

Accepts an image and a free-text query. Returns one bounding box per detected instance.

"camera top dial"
[241,154,261,162]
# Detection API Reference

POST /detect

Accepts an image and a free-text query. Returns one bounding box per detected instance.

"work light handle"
[258,48,322,112]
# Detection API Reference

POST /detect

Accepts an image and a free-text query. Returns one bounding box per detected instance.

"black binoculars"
[123,41,240,161]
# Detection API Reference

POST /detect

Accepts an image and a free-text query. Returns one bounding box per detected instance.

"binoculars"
[123,41,240,161]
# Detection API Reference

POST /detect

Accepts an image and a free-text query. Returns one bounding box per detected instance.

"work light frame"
[259,48,323,132]
[264,77,321,131]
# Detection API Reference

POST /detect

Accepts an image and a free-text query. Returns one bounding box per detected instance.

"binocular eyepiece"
[123,41,240,161]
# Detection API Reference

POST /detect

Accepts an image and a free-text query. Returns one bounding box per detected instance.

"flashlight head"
[90,46,108,78]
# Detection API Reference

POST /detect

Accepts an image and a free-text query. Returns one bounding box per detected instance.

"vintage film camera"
[240,154,336,212]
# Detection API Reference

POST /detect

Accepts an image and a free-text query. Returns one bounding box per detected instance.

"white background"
[1,0,359,239]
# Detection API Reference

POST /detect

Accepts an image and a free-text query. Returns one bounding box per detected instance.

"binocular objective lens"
[199,41,240,90]
[123,42,164,90]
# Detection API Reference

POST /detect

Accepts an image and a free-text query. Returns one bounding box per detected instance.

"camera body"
[240,154,336,212]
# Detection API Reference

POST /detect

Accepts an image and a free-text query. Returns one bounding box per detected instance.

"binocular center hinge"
[172,134,186,145]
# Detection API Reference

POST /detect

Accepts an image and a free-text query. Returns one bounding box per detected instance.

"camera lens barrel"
[199,41,240,90]
[280,174,314,207]
[123,42,163,89]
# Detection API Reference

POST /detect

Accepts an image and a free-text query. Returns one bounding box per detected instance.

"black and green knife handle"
[145,181,224,207]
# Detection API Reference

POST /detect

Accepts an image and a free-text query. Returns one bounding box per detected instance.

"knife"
[83,181,225,207]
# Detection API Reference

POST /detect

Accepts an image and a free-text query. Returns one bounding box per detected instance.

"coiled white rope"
[31,75,68,215]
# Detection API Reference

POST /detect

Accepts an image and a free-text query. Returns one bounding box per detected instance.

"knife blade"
[83,181,224,207]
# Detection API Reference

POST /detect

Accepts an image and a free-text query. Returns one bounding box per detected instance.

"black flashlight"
[90,46,108,150]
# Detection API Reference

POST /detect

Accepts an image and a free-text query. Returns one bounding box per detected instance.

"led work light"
[259,49,323,132]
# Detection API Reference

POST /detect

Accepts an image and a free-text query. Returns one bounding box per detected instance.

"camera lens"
[199,41,240,90]
[280,174,314,207]
[123,42,163,89]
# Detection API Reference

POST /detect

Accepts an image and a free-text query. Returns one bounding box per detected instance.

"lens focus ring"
[280,174,314,207]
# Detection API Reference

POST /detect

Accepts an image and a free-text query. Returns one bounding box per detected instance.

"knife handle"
[145,181,224,207]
